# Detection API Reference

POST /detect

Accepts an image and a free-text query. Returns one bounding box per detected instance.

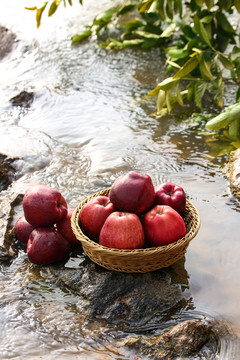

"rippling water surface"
[1,1,240,359]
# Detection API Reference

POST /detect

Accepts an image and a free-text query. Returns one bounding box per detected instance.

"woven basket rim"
[71,187,201,257]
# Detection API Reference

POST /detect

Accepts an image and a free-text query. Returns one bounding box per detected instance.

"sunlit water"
[1,0,240,359]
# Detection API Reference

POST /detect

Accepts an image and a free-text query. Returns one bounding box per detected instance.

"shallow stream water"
[1,1,240,359]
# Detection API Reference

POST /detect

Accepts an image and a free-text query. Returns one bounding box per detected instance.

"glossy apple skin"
[109,171,155,214]
[57,208,79,244]
[23,184,68,227]
[14,215,35,244]
[79,196,116,239]
[27,228,71,265]
[99,211,145,249]
[154,182,186,216]
[143,205,186,247]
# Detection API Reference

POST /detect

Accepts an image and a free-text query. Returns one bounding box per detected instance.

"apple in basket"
[23,184,68,227]
[57,208,79,244]
[143,205,186,247]
[99,211,145,250]
[79,196,116,238]
[27,228,71,265]
[154,182,186,217]
[109,171,155,214]
[14,215,35,245]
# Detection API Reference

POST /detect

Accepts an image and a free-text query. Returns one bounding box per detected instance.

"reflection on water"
[1,0,240,358]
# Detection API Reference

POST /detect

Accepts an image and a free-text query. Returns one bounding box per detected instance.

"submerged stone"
[118,319,215,359]
[0,153,18,191]
[0,25,15,60]
[225,148,240,200]
[9,90,34,107]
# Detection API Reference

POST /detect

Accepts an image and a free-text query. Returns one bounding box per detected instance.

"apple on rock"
[99,211,145,249]
[143,205,186,247]
[57,208,79,244]
[23,184,68,227]
[79,196,116,239]
[154,182,186,216]
[14,215,35,245]
[27,227,71,265]
[109,171,155,214]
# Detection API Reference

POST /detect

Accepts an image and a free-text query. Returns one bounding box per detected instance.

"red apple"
[79,196,116,238]
[143,205,186,247]
[23,184,68,227]
[27,228,71,265]
[14,215,35,245]
[99,211,145,249]
[109,171,155,214]
[154,182,186,216]
[57,208,79,244]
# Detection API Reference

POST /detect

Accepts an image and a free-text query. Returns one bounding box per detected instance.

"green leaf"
[157,0,166,20]
[24,6,37,10]
[157,77,179,91]
[139,0,154,12]
[160,22,176,38]
[205,104,240,130]
[234,0,240,12]
[124,19,143,33]
[199,58,215,81]
[94,7,118,26]
[48,1,58,16]
[167,48,189,59]
[157,90,166,111]
[228,118,240,140]
[173,55,199,79]
[166,90,172,112]
[174,0,182,17]
[117,4,136,16]
[231,46,240,61]
[166,0,173,20]
[68,0,72,5]
[176,82,184,106]
[194,82,208,109]
[237,86,240,102]
[218,53,234,70]
[194,14,214,49]
[166,59,181,69]
[36,2,48,28]
[71,29,92,44]
[216,12,235,34]
[133,30,161,39]
[219,0,232,11]
[214,80,224,107]
[204,0,214,10]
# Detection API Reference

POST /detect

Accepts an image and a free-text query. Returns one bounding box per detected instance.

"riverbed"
[1,1,240,359]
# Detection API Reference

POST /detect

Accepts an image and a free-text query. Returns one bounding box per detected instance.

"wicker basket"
[71,188,200,273]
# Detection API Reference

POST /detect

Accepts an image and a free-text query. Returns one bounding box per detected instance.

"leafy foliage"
[25,0,240,149]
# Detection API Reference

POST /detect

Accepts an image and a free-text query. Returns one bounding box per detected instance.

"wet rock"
[225,148,240,199]
[52,260,190,331]
[0,192,24,255]
[0,25,16,60]
[9,90,34,107]
[118,319,214,359]
[0,153,18,191]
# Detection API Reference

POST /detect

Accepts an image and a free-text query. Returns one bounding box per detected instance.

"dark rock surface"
[0,25,16,59]
[9,90,34,107]
[118,319,215,359]
[52,259,190,331]
[0,153,19,191]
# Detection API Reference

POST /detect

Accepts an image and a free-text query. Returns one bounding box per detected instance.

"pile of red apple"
[14,184,79,265]
[79,171,187,250]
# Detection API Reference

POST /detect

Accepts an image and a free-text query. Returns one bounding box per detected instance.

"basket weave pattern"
[71,188,200,273]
